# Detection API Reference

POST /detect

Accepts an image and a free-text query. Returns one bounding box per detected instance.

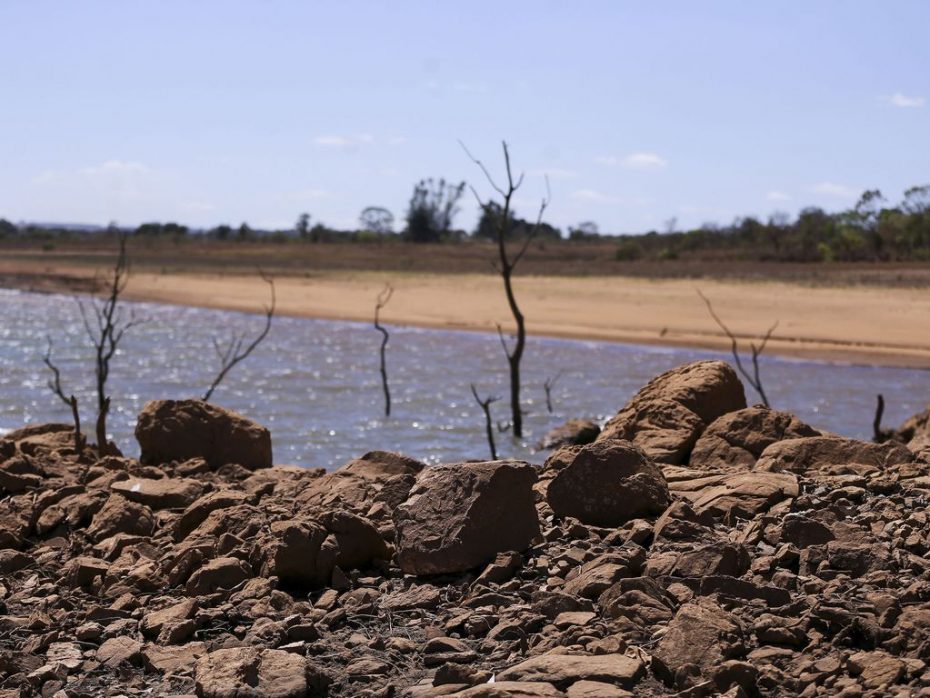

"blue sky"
[1,1,927,234]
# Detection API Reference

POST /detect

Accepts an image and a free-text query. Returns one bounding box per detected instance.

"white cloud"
[78,159,149,176]
[571,189,620,204]
[766,190,791,202]
[313,134,375,148]
[596,152,668,170]
[288,188,332,200]
[182,201,216,213]
[527,167,578,180]
[811,181,857,199]
[886,92,925,108]
[387,136,407,146]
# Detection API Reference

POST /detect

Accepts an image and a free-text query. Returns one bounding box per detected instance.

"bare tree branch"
[462,139,552,438]
[42,337,85,457]
[203,270,276,402]
[543,369,564,414]
[697,289,776,407]
[471,383,500,460]
[374,283,394,417]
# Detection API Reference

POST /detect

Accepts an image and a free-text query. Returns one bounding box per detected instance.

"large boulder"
[546,441,670,526]
[754,436,913,476]
[194,647,327,698]
[497,652,645,690]
[538,419,601,450]
[135,400,272,470]
[394,460,540,575]
[668,470,799,522]
[598,361,746,464]
[111,476,205,510]
[689,406,820,471]
[296,450,425,521]
[254,512,389,589]
[652,598,746,688]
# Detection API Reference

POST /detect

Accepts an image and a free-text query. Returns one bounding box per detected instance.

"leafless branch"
[203,270,276,402]
[42,337,85,456]
[543,369,564,414]
[374,283,394,417]
[471,384,500,460]
[697,289,776,407]
[462,139,552,438]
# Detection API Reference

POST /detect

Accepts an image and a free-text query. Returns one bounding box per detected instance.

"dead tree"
[543,370,564,414]
[471,384,500,460]
[462,140,550,438]
[872,394,894,443]
[374,284,394,417]
[75,232,140,454]
[697,289,777,408]
[203,271,276,402]
[42,337,85,457]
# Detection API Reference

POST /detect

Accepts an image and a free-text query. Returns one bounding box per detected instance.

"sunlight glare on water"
[0,289,927,470]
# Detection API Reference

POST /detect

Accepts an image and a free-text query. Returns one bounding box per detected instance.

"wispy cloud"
[287,188,332,200]
[387,136,407,146]
[766,190,791,202]
[596,152,668,170]
[527,167,579,180]
[811,181,857,199]
[886,92,925,108]
[313,134,375,148]
[571,189,621,204]
[78,159,149,176]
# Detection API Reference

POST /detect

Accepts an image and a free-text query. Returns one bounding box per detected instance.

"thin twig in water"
[374,283,394,417]
[471,384,500,460]
[697,289,777,407]
[543,370,564,414]
[203,270,276,402]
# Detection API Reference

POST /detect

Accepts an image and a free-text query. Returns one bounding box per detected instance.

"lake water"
[0,288,927,470]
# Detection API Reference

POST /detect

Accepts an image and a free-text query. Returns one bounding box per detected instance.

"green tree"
[404,178,465,243]
[296,213,311,240]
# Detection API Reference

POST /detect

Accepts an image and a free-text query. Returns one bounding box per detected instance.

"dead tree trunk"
[471,384,499,460]
[462,140,550,438]
[75,232,140,455]
[374,284,394,417]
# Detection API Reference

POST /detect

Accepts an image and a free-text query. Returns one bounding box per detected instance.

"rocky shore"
[3,360,930,696]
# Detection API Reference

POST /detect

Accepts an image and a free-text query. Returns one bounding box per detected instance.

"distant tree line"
[3,184,929,262]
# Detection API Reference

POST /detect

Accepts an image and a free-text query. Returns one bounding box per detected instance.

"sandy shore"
[3,260,930,368]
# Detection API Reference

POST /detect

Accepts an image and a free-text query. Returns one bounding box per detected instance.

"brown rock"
[175,490,251,541]
[598,361,746,464]
[96,636,143,668]
[111,476,205,509]
[194,646,326,698]
[754,436,913,476]
[690,406,819,471]
[673,471,799,521]
[395,460,540,575]
[450,683,564,697]
[136,399,272,470]
[652,599,746,687]
[539,419,601,450]
[497,652,645,690]
[87,494,155,541]
[546,441,669,526]
[297,450,425,519]
[185,556,252,596]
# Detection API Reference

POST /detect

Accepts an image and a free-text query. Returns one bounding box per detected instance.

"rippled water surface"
[1,289,927,470]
